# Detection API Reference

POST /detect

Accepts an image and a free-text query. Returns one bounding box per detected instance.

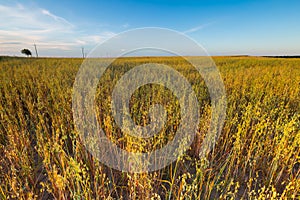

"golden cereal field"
[0,56,299,199]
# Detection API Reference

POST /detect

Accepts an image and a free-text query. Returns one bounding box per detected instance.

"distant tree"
[21,49,32,57]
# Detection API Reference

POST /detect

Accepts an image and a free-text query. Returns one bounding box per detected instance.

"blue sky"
[0,0,299,57]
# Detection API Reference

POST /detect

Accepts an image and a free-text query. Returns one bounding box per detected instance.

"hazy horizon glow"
[1,0,299,57]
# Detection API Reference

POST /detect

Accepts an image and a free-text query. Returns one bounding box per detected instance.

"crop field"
[0,56,299,199]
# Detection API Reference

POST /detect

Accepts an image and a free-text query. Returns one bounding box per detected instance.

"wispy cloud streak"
[0,3,115,56]
[183,22,215,34]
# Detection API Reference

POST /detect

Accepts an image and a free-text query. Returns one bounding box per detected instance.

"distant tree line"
[263,55,300,58]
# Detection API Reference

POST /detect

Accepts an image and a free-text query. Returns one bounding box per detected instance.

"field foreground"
[0,56,299,199]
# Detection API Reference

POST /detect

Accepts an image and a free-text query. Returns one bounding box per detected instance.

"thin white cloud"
[183,22,215,34]
[0,3,115,56]
[122,23,130,28]
[0,4,72,32]
[41,9,74,28]
[79,32,116,44]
